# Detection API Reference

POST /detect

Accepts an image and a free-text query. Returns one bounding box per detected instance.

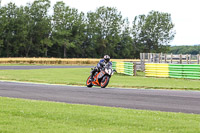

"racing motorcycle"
[86,63,116,88]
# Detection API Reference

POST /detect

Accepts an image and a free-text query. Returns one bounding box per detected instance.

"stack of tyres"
[155,64,169,77]
[116,62,124,74]
[112,61,117,70]
[145,63,200,79]
[182,64,200,79]
[124,62,133,76]
[145,63,169,77]
[169,64,183,78]
[112,61,134,76]
[145,63,157,77]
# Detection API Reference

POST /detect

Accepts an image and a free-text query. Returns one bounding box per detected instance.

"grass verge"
[0,63,93,66]
[0,68,200,90]
[1,97,200,133]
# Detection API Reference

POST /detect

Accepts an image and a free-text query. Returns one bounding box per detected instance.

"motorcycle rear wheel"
[86,76,93,87]
[100,75,110,88]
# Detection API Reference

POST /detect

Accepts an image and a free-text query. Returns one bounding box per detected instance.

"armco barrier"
[112,61,134,76]
[145,63,200,79]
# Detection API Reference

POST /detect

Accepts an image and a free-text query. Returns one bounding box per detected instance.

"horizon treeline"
[169,45,200,55]
[0,0,176,58]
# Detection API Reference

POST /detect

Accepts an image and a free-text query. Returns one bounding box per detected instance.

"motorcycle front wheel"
[100,75,110,88]
[86,76,93,87]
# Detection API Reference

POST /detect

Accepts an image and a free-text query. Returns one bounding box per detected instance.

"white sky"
[1,0,200,46]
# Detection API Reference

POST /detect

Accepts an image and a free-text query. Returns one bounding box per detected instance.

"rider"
[90,55,112,81]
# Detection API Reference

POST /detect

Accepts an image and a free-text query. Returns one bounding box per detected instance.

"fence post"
[148,53,150,63]
[159,53,161,63]
[186,54,188,64]
[164,54,167,63]
[140,53,142,71]
[171,53,173,63]
[143,53,145,63]
[153,53,155,63]
[180,54,182,64]
[134,63,137,76]
[140,53,145,72]
[143,53,145,71]
[197,54,200,64]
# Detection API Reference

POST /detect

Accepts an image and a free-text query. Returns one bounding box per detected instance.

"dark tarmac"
[1,81,200,114]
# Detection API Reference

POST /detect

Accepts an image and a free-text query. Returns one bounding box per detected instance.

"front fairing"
[98,71,105,79]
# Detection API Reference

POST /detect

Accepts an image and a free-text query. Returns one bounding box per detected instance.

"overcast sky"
[1,0,200,46]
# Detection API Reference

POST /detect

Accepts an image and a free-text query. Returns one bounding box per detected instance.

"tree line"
[169,45,200,55]
[0,0,175,58]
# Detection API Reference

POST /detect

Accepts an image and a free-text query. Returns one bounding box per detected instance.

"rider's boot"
[89,72,94,81]
[89,69,96,82]
[89,76,94,82]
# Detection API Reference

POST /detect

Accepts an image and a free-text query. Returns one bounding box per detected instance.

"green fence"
[112,61,134,76]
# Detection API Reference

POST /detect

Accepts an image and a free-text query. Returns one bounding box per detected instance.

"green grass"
[0,68,200,90]
[0,64,93,66]
[1,97,200,133]
[1,69,200,132]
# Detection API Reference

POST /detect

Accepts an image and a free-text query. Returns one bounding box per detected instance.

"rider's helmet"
[104,55,110,63]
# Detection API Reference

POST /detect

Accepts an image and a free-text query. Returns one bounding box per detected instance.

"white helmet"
[104,55,110,63]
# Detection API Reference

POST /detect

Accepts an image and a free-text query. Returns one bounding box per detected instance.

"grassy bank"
[0,68,199,90]
[1,97,200,133]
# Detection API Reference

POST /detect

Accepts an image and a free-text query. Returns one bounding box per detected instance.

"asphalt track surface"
[1,65,200,114]
[1,81,200,114]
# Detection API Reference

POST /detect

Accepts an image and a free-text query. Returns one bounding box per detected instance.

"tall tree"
[68,12,87,57]
[28,0,51,57]
[115,18,134,58]
[85,12,99,57]
[0,3,18,57]
[86,6,124,58]
[52,1,79,58]
[12,6,29,57]
[12,0,52,57]
[132,10,176,54]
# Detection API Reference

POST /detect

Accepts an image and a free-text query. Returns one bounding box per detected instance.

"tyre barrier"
[145,63,200,79]
[112,61,134,76]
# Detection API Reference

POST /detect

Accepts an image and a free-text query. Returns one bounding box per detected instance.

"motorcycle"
[86,63,116,88]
